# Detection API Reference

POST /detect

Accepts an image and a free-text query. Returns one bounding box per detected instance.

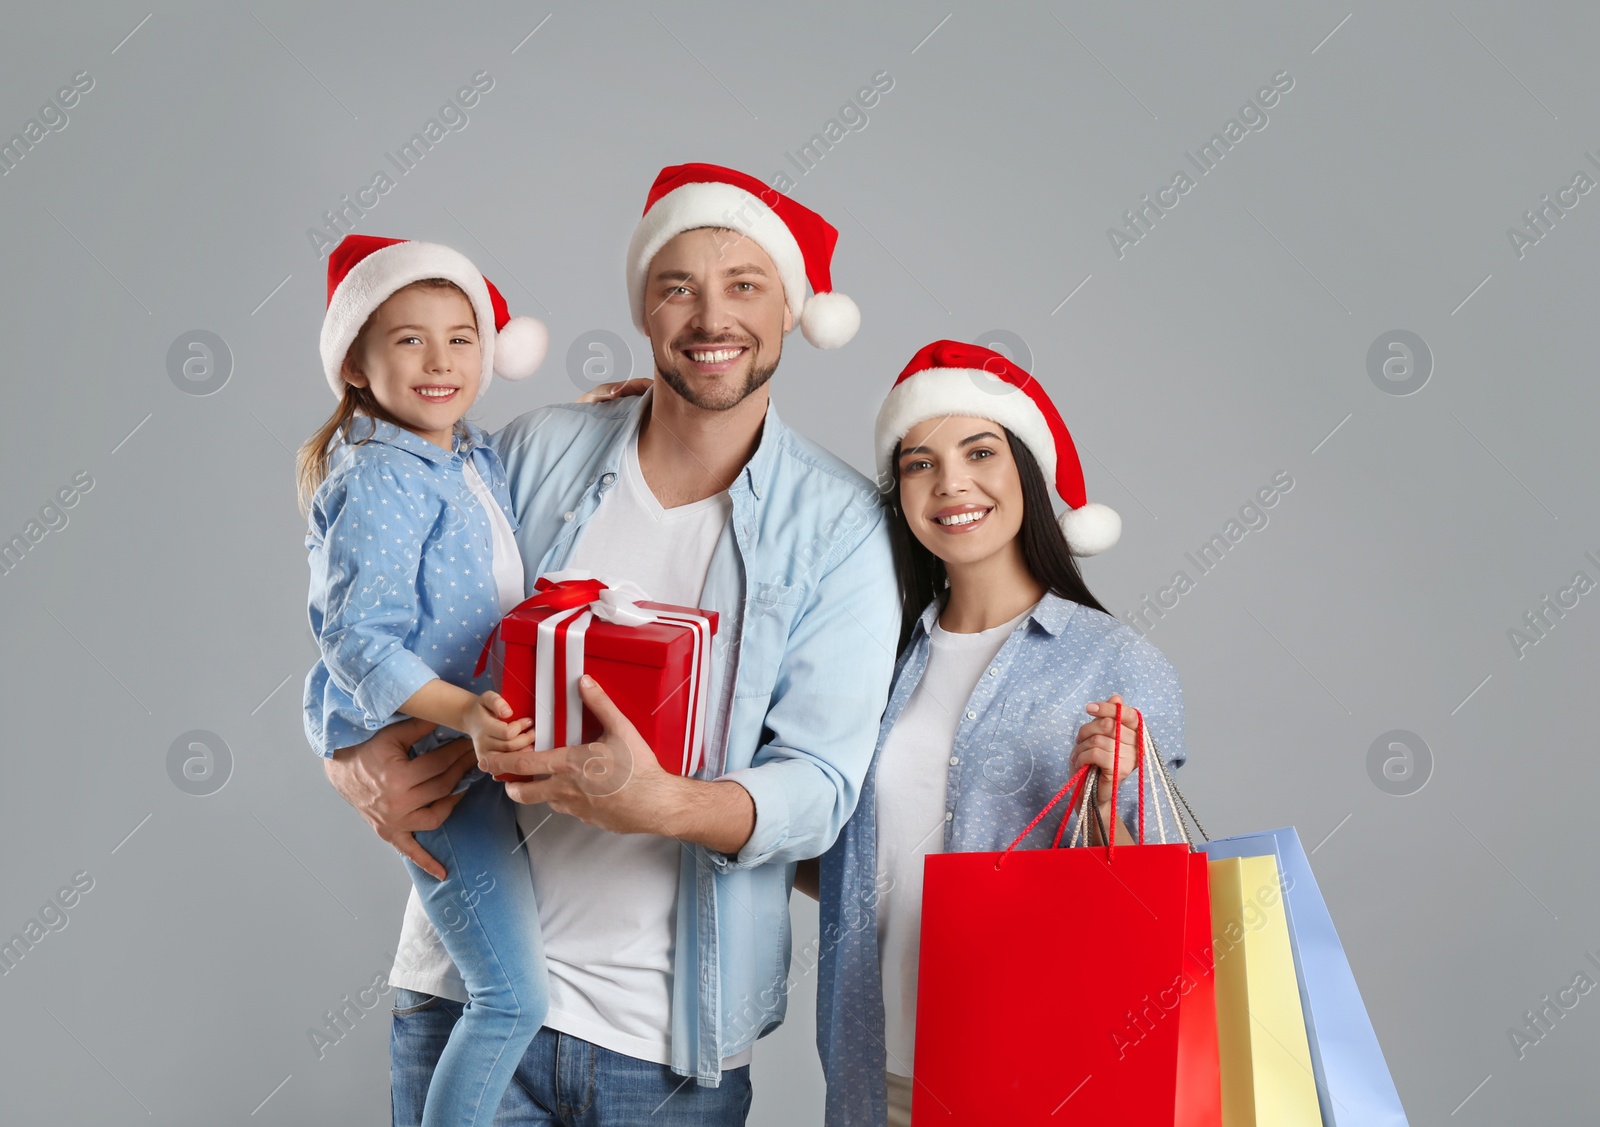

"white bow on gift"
[539,568,658,627]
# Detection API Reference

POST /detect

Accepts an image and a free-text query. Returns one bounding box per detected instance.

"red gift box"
[475,573,718,780]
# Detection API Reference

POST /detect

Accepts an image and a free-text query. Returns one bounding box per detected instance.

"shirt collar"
[910,589,1079,646]
[601,387,785,500]
[1027,591,1080,636]
[345,415,486,466]
[740,397,783,500]
[595,391,652,476]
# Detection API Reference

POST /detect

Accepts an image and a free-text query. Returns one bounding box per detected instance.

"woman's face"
[896,415,1027,568]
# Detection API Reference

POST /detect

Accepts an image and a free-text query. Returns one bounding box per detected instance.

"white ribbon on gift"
[530,569,714,775]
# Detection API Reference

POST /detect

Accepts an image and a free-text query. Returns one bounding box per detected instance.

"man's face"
[643,227,793,411]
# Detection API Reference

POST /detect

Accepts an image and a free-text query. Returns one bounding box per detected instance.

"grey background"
[1,0,1595,1122]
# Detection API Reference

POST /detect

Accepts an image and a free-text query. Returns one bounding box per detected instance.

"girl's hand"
[575,377,653,404]
[1071,693,1144,825]
[463,690,537,764]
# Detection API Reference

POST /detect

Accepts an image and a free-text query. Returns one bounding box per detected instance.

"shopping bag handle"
[1074,707,1211,848]
[1144,735,1208,843]
[994,763,1094,870]
[995,701,1146,868]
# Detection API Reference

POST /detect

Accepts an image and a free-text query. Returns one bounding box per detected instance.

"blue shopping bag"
[1199,828,1408,1127]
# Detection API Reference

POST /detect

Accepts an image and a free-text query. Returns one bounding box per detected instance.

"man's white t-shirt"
[874,609,1027,1076]
[390,425,744,1067]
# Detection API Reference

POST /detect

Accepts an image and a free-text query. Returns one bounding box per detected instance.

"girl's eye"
[969,448,994,460]
[451,337,473,345]
[400,336,421,345]
[903,459,932,473]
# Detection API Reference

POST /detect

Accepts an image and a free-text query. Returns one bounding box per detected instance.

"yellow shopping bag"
[1208,854,1322,1126]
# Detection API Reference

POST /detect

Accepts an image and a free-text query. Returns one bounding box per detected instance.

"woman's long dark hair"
[886,427,1111,653]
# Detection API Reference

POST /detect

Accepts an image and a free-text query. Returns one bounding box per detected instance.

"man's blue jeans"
[390,989,753,1126]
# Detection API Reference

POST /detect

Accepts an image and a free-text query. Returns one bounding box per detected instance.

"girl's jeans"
[402,773,548,1127]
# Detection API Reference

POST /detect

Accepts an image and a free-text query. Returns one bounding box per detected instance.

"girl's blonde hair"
[296,277,473,512]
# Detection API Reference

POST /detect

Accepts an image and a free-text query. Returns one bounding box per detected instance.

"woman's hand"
[576,377,654,404]
[1071,693,1144,828]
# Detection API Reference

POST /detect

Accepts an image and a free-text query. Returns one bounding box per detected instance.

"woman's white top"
[874,607,1029,1075]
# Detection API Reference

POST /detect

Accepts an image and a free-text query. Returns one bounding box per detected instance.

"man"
[322,163,898,1124]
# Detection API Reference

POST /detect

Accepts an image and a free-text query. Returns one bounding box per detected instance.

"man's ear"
[782,304,794,334]
[340,350,369,388]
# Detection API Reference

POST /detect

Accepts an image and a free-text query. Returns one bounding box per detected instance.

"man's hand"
[322,717,476,880]
[477,675,756,853]
[478,675,671,834]
[575,378,653,404]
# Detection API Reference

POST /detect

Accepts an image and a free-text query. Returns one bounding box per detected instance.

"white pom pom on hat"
[626,163,859,349]
[320,234,547,400]
[874,339,1122,557]
[491,314,548,381]
[1059,502,1122,557]
[800,291,861,350]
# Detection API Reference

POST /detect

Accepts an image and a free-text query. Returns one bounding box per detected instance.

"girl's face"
[341,284,481,449]
[896,415,1027,568]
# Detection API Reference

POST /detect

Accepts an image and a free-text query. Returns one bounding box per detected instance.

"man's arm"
[712,505,899,871]
[654,774,756,855]
[793,858,821,900]
[476,674,756,852]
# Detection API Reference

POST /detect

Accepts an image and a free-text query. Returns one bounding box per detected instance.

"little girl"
[298,234,549,1127]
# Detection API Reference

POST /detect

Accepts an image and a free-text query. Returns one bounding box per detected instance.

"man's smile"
[680,344,749,373]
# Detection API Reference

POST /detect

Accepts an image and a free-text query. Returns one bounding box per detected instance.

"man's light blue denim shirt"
[815,593,1187,1125]
[490,389,899,1085]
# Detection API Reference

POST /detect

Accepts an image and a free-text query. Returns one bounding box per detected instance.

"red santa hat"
[320,234,547,399]
[875,340,1122,556]
[625,163,860,349]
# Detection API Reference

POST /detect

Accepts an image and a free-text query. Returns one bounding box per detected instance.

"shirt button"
[949,756,959,766]
[601,472,617,486]
[965,710,977,720]
[988,668,998,677]
[945,811,953,821]
[563,511,575,522]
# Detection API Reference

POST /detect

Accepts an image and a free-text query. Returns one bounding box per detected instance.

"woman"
[805,340,1187,1127]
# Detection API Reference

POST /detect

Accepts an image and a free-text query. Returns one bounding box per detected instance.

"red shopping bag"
[912,706,1220,1126]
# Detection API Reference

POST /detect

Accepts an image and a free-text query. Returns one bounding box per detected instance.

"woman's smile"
[930,504,994,532]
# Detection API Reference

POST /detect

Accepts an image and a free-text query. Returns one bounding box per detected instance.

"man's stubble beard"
[655,339,781,412]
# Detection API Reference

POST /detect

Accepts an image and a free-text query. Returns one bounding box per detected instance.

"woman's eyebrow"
[899,431,1002,458]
